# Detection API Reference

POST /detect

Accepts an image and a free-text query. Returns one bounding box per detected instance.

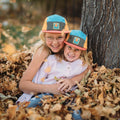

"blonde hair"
[33,31,51,54]
[80,50,90,65]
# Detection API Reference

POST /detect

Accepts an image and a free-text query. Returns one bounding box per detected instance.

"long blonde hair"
[80,50,90,65]
[32,31,51,54]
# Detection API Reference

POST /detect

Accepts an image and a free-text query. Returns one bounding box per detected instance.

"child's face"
[64,45,81,62]
[45,33,65,53]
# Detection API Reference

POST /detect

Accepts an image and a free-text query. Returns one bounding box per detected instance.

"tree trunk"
[80,0,120,68]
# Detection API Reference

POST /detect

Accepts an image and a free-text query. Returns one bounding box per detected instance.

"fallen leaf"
[65,114,72,120]
[7,104,17,120]
[2,43,17,55]
[50,104,62,112]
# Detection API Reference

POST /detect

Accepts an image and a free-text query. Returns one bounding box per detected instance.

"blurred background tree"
[0,0,83,27]
[80,0,120,68]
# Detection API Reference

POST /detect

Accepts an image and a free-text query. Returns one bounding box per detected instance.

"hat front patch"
[73,37,80,45]
[53,23,60,30]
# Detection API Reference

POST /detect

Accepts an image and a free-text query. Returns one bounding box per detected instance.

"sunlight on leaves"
[2,43,16,55]
[22,26,32,33]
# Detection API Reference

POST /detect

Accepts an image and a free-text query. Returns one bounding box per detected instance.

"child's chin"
[51,49,59,53]
[66,58,74,62]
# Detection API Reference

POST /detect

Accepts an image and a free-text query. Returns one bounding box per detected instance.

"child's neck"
[64,57,80,62]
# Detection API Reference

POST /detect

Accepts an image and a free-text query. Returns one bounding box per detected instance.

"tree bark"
[80,0,120,68]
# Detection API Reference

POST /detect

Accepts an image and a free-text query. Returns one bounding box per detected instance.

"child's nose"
[69,50,75,55]
[52,39,58,44]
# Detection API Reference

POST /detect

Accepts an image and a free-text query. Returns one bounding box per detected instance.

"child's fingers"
[65,86,71,92]
[58,83,65,90]
[60,84,69,92]
[63,86,71,92]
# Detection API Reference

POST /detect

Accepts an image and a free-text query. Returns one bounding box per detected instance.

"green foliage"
[1,25,41,49]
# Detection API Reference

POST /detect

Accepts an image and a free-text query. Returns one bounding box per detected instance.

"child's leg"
[27,93,53,108]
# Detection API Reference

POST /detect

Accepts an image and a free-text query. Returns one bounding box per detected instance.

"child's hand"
[57,79,74,93]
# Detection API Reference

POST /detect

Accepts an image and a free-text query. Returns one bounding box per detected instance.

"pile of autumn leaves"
[0,50,120,120]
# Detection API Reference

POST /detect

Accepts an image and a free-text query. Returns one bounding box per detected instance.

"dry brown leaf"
[65,114,72,120]
[102,107,116,116]
[52,115,62,120]
[43,104,50,114]
[81,109,91,119]
[99,65,107,73]
[7,104,17,120]
[16,110,27,120]
[104,82,111,90]
[50,104,62,112]
[75,97,81,106]
[2,43,17,55]
[98,91,104,105]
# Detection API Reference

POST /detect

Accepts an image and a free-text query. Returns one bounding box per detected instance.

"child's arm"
[19,46,49,93]
[20,82,60,94]
[19,47,60,94]
[58,65,93,92]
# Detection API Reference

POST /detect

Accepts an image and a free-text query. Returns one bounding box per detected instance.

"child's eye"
[57,36,62,39]
[68,46,72,49]
[75,49,80,52]
[48,37,52,39]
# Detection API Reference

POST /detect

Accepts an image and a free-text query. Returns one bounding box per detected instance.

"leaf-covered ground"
[0,49,120,120]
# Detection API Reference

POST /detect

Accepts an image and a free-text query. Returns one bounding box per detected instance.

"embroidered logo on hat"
[53,23,60,30]
[42,14,70,33]
[73,37,80,45]
[64,30,88,51]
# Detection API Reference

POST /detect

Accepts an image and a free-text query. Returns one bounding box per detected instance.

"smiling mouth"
[68,54,75,58]
[67,56,75,60]
[51,45,60,49]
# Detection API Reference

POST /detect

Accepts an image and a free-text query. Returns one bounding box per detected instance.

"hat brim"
[42,30,70,33]
[64,41,87,51]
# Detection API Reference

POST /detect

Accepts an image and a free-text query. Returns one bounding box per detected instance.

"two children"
[17,29,89,102]
[18,14,92,120]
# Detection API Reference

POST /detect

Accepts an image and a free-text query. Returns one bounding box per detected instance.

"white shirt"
[17,55,87,102]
